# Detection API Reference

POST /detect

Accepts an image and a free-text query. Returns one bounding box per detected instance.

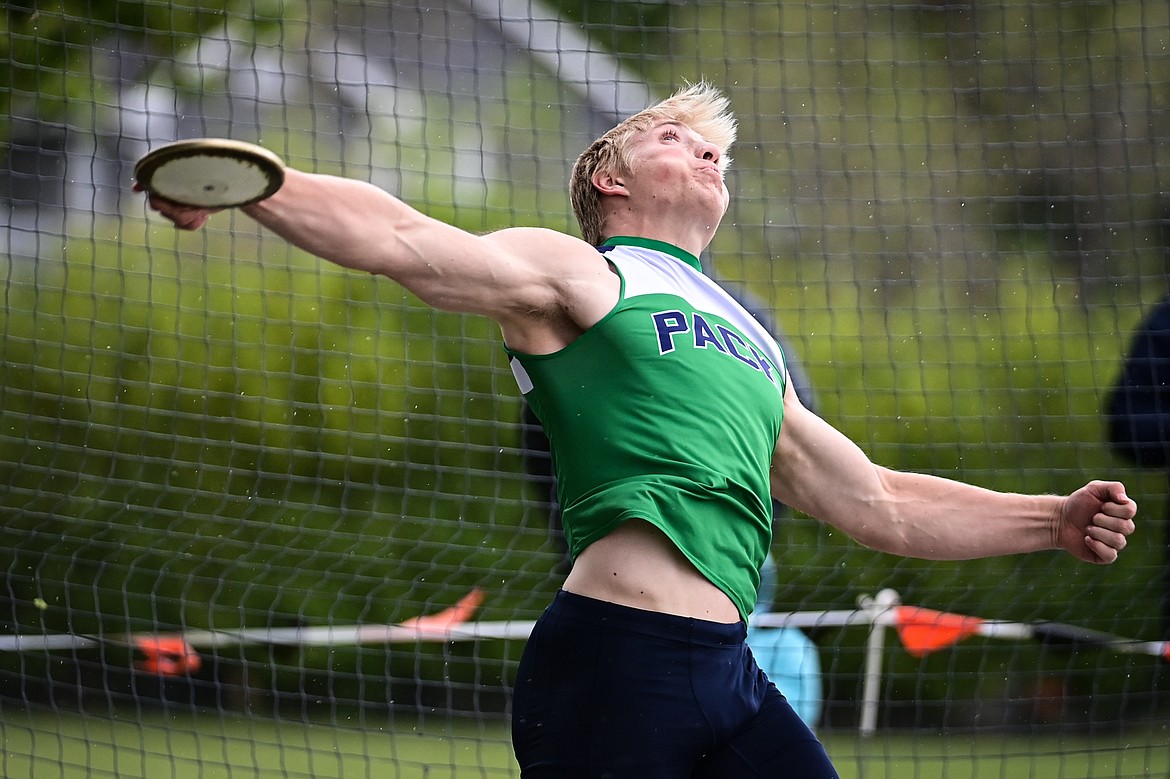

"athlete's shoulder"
[483,226,608,277]
[484,226,592,252]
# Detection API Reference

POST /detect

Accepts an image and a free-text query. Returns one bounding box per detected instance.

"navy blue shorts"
[511,590,839,778]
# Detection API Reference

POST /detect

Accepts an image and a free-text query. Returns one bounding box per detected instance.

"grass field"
[2,711,1167,778]
[823,728,1170,779]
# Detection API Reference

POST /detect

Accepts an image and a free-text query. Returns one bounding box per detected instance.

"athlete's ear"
[592,169,629,198]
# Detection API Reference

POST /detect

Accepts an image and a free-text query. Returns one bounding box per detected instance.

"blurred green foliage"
[0,221,563,707]
[1,1,269,132]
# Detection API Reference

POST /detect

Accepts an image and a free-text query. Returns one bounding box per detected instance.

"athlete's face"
[622,121,731,219]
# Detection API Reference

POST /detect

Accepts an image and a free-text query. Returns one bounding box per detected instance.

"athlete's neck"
[601,236,702,271]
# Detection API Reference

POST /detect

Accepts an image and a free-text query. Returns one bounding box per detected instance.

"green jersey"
[507,236,787,620]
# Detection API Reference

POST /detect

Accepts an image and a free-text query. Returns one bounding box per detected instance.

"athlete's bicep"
[770,381,886,528]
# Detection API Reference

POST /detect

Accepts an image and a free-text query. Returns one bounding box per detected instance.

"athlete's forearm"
[853,467,1061,560]
[243,169,426,276]
[772,399,1061,560]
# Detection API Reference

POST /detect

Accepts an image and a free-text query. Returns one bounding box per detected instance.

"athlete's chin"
[704,178,731,213]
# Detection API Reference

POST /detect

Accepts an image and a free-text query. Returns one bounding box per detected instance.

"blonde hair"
[569,82,737,246]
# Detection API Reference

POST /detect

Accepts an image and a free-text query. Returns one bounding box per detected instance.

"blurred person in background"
[1106,294,1170,642]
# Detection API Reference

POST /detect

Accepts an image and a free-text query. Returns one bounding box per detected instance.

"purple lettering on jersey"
[692,314,728,352]
[717,326,761,370]
[652,310,689,354]
[748,344,777,384]
[650,310,780,390]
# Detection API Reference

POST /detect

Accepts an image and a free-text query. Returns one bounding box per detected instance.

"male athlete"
[142,83,1137,778]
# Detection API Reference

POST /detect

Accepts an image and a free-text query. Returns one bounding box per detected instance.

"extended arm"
[771,382,1136,564]
[140,168,617,352]
[240,170,538,315]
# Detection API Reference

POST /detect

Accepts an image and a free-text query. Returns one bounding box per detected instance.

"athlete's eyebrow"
[651,121,708,149]
[653,120,690,135]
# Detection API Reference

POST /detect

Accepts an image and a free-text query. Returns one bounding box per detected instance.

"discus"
[134,138,285,208]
